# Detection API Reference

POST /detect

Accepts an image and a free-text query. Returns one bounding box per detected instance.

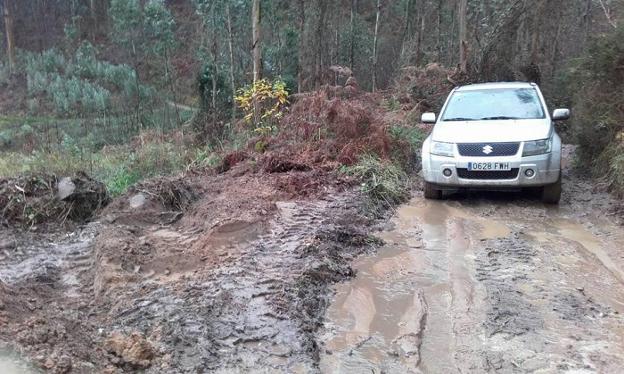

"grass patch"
[388,124,426,171]
[346,154,410,213]
[0,139,220,197]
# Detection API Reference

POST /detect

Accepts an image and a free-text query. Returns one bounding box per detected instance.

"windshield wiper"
[443,117,475,121]
[479,116,520,120]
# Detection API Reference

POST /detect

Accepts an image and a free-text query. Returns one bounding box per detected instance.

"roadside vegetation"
[565,27,624,196]
[1,0,623,223]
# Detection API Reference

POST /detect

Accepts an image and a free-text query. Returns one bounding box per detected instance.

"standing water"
[0,348,38,374]
[319,194,624,373]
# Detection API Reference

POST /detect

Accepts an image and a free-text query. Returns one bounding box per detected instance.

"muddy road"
[320,163,624,372]
[1,149,623,373]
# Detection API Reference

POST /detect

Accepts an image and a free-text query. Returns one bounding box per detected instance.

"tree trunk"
[314,0,327,88]
[334,27,339,85]
[530,0,545,64]
[210,3,218,118]
[90,0,98,37]
[436,0,443,61]
[3,0,16,73]
[350,0,357,71]
[399,0,412,63]
[252,0,262,82]
[297,0,305,93]
[458,0,468,74]
[372,0,381,92]
[226,3,237,118]
[415,15,425,66]
[583,0,593,45]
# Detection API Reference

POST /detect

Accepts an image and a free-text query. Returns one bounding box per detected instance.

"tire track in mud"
[86,193,376,373]
[319,194,624,373]
[0,226,98,287]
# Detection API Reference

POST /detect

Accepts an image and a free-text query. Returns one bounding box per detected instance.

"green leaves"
[144,0,176,55]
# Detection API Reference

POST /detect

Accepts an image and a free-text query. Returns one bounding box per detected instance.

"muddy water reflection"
[320,199,505,373]
[0,349,37,374]
[320,196,624,373]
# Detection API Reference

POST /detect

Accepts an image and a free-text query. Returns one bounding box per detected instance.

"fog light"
[443,168,453,177]
[525,169,535,177]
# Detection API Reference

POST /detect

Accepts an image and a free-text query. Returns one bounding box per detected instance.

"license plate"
[467,162,511,171]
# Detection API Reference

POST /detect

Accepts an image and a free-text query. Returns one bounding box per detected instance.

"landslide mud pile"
[0,87,417,372]
[0,172,109,228]
[0,164,382,372]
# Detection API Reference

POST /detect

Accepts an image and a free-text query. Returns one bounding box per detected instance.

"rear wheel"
[424,182,442,200]
[541,176,562,204]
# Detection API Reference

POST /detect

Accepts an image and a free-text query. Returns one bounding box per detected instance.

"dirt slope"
[0,165,381,373]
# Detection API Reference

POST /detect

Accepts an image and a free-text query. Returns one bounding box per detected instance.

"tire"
[424,182,442,200]
[541,176,562,204]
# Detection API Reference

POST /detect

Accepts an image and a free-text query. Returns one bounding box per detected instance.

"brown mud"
[319,146,624,373]
[0,166,377,373]
[1,145,623,373]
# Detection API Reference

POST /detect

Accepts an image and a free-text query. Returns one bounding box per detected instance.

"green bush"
[0,133,227,197]
[388,124,426,171]
[347,155,410,210]
[566,27,624,194]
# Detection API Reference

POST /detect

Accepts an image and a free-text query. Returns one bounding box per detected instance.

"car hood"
[431,119,552,143]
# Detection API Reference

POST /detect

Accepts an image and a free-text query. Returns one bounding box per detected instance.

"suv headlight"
[522,139,552,156]
[430,141,454,157]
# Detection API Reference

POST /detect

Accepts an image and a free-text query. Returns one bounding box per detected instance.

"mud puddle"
[0,348,38,374]
[320,196,624,373]
[0,224,98,286]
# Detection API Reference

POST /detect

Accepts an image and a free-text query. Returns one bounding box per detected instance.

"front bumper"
[421,146,561,189]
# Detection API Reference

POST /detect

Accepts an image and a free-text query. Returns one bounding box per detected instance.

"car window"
[441,88,545,121]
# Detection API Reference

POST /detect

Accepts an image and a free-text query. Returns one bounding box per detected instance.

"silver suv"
[420,82,570,204]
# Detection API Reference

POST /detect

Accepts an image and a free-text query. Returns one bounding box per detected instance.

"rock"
[129,193,147,209]
[61,172,111,222]
[56,177,76,200]
[104,331,155,369]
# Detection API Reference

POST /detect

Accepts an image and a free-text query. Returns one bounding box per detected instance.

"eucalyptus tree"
[2,0,15,72]
[109,0,145,126]
[144,0,179,126]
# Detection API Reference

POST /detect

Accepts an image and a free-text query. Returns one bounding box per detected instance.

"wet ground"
[1,148,624,372]
[319,188,624,372]
[0,170,377,373]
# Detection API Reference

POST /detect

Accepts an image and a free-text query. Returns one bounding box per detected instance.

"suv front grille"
[457,168,520,180]
[457,142,520,157]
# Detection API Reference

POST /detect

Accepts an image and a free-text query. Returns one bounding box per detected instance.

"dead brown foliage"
[393,63,459,118]
[218,150,249,173]
[132,177,196,212]
[261,89,392,170]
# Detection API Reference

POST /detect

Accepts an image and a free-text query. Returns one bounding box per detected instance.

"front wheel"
[541,176,562,204]
[424,182,442,200]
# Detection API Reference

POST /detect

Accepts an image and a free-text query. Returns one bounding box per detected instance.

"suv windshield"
[441,88,545,121]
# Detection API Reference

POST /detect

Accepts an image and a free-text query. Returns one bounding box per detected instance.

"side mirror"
[552,108,570,121]
[421,112,437,124]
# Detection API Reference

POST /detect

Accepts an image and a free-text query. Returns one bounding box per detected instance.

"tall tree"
[252,0,262,82]
[458,0,468,73]
[226,3,236,117]
[372,0,381,92]
[3,0,16,72]
[314,0,328,88]
[350,0,357,71]
[399,0,412,63]
[297,0,305,93]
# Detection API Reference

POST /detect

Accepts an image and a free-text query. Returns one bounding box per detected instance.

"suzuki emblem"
[482,145,493,154]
